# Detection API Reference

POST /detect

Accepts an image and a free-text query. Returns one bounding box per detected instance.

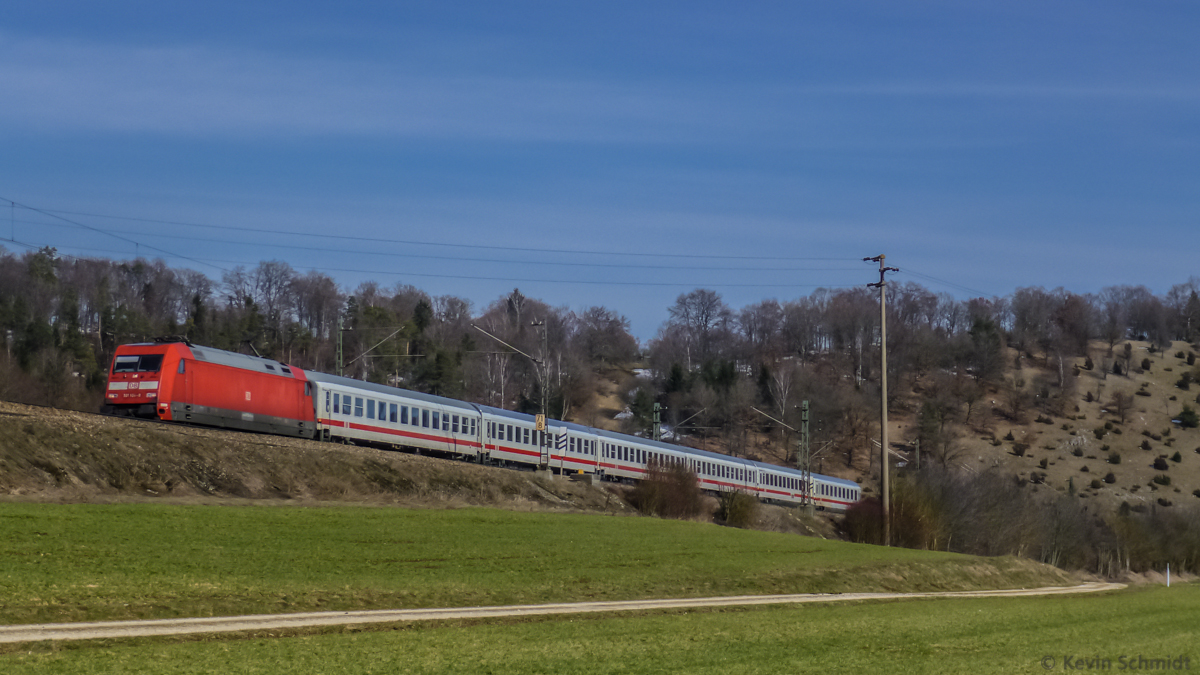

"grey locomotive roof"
[187,346,296,378]
[303,370,479,413]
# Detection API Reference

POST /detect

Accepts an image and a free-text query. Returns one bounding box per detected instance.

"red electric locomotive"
[102,339,316,438]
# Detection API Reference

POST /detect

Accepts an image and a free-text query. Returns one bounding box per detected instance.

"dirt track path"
[0,582,1124,643]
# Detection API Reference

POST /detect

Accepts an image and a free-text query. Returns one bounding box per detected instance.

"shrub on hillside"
[1152,474,1170,486]
[627,459,704,520]
[715,490,758,529]
[1171,451,1183,463]
[1108,453,1121,465]
[1104,472,1116,484]
[1178,405,1199,429]
[842,497,885,545]
[1153,457,1170,471]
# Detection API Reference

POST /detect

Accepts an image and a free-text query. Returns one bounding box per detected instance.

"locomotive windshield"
[113,354,164,373]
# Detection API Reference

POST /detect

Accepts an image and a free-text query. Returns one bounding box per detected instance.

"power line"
[900,268,995,298]
[6,236,864,289]
[6,216,866,272]
[1,198,228,274]
[18,203,861,263]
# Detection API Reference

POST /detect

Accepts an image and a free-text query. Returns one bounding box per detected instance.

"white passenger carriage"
[306,371,483,459]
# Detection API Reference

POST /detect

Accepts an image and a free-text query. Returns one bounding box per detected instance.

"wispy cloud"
[0,33,734,142]
[7,31,1193,146]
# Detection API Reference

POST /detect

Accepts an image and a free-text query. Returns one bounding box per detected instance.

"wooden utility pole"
[865,255,898,546]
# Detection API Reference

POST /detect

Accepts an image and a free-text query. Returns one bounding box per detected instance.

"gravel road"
[0,582,1124,643]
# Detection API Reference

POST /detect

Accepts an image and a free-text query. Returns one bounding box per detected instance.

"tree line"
[2,246,1198,451]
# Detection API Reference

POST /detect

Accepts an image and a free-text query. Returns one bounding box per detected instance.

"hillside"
[893,340,1200,512]
[595,340,1200,516]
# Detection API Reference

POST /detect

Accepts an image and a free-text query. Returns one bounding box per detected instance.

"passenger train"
[102,339,861,511]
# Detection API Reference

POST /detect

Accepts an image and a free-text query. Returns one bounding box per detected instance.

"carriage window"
[342,395,351,415]
[443,415,449,432]
[367,400,375,419]
[401,406,409,425]
[330,392,336,414]
[452,415,459,434]
[389,403,397,423]
[422,409,429,428]
[524,428,530,445]
[265,364,275,371]
[354,397,364,417]
[432,411,439,430]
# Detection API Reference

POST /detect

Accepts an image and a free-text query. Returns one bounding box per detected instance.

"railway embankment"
[0,400,838,538]
[0,399,626,511]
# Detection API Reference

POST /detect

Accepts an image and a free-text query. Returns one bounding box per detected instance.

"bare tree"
[576,306,637,366]
[291,270,342,339]
[1108,390,1133,425]
[666,288,733,369]
[738,298,783,365]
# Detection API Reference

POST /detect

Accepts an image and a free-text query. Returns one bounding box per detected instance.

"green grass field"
[0,502,1071,625]
[4,584,1195,674]
[2,502,1192,673]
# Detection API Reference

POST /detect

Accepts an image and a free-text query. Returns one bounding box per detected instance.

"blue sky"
[2,1,1197,339]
